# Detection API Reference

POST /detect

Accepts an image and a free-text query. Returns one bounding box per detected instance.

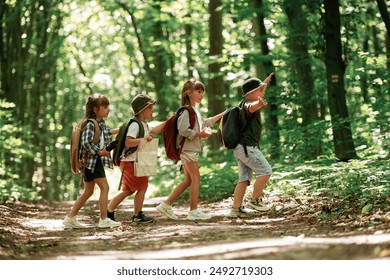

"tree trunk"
[283,0,321,159]
[323,0,357,161]
[208,0,225,150]
[376,0,390,37]
[119,2,170,119]
[252,0,280,159]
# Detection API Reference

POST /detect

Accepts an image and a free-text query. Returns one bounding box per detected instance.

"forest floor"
[1,194,390,260]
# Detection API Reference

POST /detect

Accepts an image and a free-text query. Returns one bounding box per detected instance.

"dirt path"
[1,197,390,260]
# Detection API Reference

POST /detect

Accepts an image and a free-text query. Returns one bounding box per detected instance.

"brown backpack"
[70,118,101,174]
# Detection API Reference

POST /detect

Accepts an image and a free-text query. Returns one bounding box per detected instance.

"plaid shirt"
[79,119,113,172]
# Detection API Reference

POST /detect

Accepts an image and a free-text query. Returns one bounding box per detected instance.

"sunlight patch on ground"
[21,219,64,231]
[101,233,390,260]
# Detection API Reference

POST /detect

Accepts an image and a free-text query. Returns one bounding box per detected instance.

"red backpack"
[163,105,196,161]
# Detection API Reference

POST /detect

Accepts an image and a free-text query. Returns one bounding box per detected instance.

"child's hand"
[258,96,268,107]
[99,148,110,157]
[198,127,212,139]
[144,134,153,142]
[264,72,274,84]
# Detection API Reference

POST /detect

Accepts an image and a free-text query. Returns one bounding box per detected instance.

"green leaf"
[361,204,373,214]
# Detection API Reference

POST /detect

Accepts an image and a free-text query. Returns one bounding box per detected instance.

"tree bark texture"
[323,0,357,161]
[253,0,280,159]
[208,0,226,150]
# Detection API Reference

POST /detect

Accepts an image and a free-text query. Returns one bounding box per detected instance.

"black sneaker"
[107,210,116,221]
[131,211,154,223]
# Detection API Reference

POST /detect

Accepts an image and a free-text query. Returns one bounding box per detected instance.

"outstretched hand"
[264,72,274,84]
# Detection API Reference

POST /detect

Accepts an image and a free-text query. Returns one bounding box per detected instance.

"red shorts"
[119,161,148,193]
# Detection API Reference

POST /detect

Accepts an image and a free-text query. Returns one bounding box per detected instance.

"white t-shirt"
[121,121,151,162]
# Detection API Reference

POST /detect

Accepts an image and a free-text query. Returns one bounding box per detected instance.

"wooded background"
[1,0,389,202]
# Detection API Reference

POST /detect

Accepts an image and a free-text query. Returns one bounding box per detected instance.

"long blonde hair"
[181,78,205,106]
[84,93,109,119]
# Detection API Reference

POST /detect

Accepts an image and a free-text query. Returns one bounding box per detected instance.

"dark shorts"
[84,157,106,182]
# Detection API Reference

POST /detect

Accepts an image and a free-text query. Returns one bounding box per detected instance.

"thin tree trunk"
[252,0,280,159]
[323,0,357,161]
[376,0,390,37]
[283,0,321,159]
[208,0,225,150]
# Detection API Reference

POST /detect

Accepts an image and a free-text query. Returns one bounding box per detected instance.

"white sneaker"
[187,209,212,220]
[98,218,121,228]
[63,215,86,229]
[156,202,178,220]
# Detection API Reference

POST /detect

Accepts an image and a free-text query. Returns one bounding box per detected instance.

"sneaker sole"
[131,220,155,223]
[186,216,212,220]
[156,207,179,220]
[98,223,121,228]
[63,223,86,229]
[247,205,270,212]
[228,214,251,218]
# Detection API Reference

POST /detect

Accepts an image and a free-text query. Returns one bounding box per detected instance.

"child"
[63,94,122,228]
[107,94,165,223]
[156,78,224,220]
[230,73,274,218]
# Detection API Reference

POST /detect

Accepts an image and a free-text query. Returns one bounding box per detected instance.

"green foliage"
[152,145,389,211]
[268,156,390,212]
[0,100,37,201]
[1,0,389,202]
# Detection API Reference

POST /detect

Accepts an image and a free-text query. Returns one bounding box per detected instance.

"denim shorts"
[234,144,272,184]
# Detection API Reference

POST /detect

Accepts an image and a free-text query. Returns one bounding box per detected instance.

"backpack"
[112,117,144,166]
[70,118,101,174]
[217,101,251,150]
[163,105,196,161]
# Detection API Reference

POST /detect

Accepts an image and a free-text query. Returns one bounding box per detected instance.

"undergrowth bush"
[152,149,389,212]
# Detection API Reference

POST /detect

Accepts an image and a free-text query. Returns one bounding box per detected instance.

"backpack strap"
[80,118,101,187]
[123,117,145,157]
[238,100,255,157]
[182,105,196,129]
[176,105,196,158]
[87,118,101,144]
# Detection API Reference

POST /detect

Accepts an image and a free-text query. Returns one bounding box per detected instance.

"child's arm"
[125,135,153,148]
[112,128,119,135]
[149,121,166,136]
[248,98,268,113]
[210,111,225,124]
[248,72,274,113]
[263,72,274,84]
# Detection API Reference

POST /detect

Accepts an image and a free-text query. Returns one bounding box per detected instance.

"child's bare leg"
[233,181,249,208]
[251,175,271,200]
[165,167,191,205]
[95,177,110,219]
[182,162,200,210]
[133,189,147,215]
[108,190,133,212]
[68,181,95,218]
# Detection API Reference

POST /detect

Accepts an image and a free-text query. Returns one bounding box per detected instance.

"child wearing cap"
[107,94,166,223]
[230,72,274,218]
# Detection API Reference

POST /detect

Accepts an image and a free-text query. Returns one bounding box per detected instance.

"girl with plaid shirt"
[63,94,122,229]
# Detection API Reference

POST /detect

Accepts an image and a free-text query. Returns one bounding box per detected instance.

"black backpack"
[112,117,144,166]
[217,101,252,150]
